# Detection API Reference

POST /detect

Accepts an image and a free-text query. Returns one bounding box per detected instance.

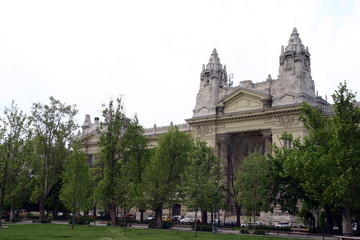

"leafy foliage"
[0,101,32,226]
[95,98,149,227]
[118,114,150,220]
[235,151,271,230]
[180,140,221,212]
[30,97,78,220]
[95,97,126,226]
[60,142,93,228]
[180,139,221,236]
[269,82,360,235]
[142,126,193,227]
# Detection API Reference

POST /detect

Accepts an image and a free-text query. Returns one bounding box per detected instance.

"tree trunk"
[194,210,198,237]
[10,204,14,222]
[109,202,118,227]
[324,205,334,233]
[235,202,241,226]
[39,197,45,221]
[72,187,76,229]
[93,205,96,217]
[0,207,3,228]
[342,205,353,236]
[140,209,144,223]
[253,208,256,232]
[201,211,207,225]
[124,213,127,232]
[0,195,4,228]
[0,159,8,228]
[155,206,162,228]
[72,211,75,229]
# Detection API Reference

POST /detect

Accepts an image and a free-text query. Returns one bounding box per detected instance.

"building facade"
[79,28,332,224]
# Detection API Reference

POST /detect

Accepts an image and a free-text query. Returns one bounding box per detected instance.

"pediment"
[218,88,271,114]
[79,132,99,144]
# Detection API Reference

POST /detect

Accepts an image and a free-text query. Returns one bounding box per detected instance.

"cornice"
[186,103,303,125]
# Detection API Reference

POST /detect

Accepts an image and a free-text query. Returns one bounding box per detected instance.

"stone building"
[79,28,332,224]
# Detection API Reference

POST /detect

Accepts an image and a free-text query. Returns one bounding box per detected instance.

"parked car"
[162,216,171,221]
[277,222,291,227]
[170,215,182,221]
[225,221,237,226]
[241,222,261,227]
[146,215,155,221]
[121,214,136,220]
[180,217,194,223]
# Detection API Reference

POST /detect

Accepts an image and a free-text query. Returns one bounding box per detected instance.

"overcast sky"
[1,0,359,129]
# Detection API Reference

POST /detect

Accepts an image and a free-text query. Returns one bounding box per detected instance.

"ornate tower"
[273,28,316,106]
[193,49,232,117]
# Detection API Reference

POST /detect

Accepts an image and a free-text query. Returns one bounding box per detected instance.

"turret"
[193,49,232,117]
[274,28,315,106]
[199,48,228,90]
[81,114,92,134]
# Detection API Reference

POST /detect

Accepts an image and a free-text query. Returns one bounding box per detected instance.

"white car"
[180,217,194,223]
[241,222,261,227]
[277,222,291,227]
[146,215,155,221]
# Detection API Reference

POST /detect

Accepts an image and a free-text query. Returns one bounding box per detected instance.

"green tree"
[142,126,193,228]
[120,115,149,223]
[218,135,243,226]
[268,133,306,215]
[95,97,126,227]
[30,97,78,221]
[180,139,221,237]
[0,102,32,227]
[235,151,271,231]
[60,143,93,229]
[45,179,67,219]
[325,82,360,234]
[270,82,360,235]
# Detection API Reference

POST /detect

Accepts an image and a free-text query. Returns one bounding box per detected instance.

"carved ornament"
[279,116,296,127]
[196,125,211,135]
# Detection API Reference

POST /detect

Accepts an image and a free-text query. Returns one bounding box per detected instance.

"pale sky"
[1,0,359,129]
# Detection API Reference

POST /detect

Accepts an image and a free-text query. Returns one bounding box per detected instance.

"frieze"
[279,116,297,127]
[196,125,211,135]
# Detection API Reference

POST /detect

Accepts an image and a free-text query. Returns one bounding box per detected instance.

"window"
[286,58,293,69]
[172,204,181,216]
[284,139,292,149]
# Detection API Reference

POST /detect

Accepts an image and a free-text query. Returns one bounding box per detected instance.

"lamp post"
[212,183,217,233]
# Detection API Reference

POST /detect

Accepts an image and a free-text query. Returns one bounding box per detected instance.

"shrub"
[68,217,90,225]
[32,219,52,223]
[273,226,291,231]
[254,229,267,235]
[26,213,37,219]
[148,220,174,229]
[255,225,272,231]
[148,221,156,228]
[10,218,22,222]
[162,221,175,229]
[239,227,249,234]
[117,219,132,227]
[191,224,212,232]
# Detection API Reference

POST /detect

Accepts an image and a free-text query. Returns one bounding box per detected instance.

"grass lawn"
[0,223,296,240]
